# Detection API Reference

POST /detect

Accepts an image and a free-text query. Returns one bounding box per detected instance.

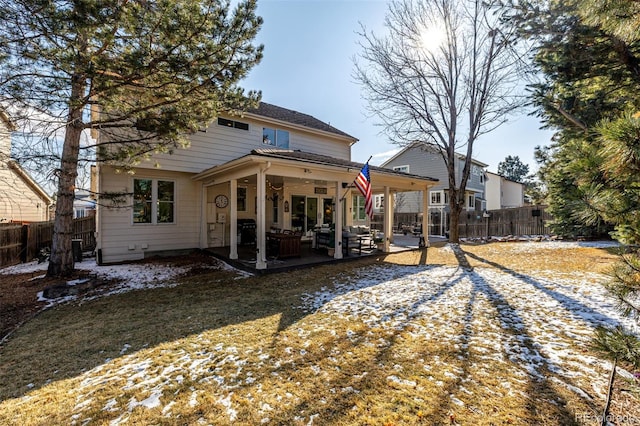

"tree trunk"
[47,74,85,277]
[449,199,463,243]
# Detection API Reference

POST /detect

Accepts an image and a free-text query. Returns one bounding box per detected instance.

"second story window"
[393,165,410,173]
[218,117,249,131]
[430,191,442,205]
[263,127,290,148]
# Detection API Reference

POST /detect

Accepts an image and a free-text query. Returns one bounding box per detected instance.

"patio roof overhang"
[192,149,439,193]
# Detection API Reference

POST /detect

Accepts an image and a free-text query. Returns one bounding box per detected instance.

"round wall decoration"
[215,194,229,208]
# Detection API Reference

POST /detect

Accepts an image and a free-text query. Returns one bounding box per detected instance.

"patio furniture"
[237,219,256,245]
[314,227,374,256]
[266,231,302,258]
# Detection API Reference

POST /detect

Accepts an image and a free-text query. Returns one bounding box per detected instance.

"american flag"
[355,162,373,220]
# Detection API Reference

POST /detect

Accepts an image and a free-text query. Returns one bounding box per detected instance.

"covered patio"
[194,149,439,271]
[206,233,441,274]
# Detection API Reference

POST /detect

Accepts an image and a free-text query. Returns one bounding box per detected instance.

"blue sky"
[241,0,555,173]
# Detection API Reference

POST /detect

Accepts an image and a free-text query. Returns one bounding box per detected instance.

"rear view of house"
[96,103,438,269]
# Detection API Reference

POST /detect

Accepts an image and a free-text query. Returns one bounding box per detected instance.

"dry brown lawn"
[0,242,638,425]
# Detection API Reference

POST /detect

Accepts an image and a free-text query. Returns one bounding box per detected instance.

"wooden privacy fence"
[0,216,96,267]
[0,224,23,268]
[458,205,552,239]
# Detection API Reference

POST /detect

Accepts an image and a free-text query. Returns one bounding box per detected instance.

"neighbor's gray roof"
[382,141,489,168]
[251,149,439,182]
[248,102,356,140]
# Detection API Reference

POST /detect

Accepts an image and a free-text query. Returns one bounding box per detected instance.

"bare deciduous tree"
[355,0,524,242]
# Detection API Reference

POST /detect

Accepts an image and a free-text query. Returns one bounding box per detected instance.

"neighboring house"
[485,171,525,211]
[380,142,487,236]
[96,102,438,268]
[0,109,53,223]
[74,189,96,218]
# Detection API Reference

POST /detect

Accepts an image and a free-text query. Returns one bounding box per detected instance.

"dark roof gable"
[248,102,356,140]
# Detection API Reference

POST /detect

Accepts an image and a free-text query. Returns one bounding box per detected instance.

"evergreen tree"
[497,155,529,183]
[508,0,639,238]
[590,113,640,368]
[510,0,640,368]
[0,0,263,276]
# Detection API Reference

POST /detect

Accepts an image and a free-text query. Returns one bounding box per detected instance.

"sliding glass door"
[291,196,333,233]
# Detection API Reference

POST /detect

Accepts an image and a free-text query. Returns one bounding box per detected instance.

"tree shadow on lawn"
[254,249,594,424]
[460,248,621,329]
[455,247,609,423]
[0,250,607,424]
[257,255,590,424]
[211,266,471,424]
[0,259,423,402]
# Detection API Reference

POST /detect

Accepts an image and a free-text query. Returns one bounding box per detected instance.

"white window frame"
[393,165,410,173]
[430,190,443,205]
[132,178,176,225]
[467,194,476,209]
[352,195,366,221]
[262,127,290,148]
[374,194,384,210]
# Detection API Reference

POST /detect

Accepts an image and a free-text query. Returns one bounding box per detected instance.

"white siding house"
[485,171,525,210]
[0,110,53,223]
[97,103,438,267]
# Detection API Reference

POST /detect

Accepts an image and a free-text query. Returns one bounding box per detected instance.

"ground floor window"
[430,190,448,205]
[133,178,175,224]
[272,193,279,224]
[431,191,442,205]
[467,194,476,210]
[237,187,247,211]
[353,195,366,221]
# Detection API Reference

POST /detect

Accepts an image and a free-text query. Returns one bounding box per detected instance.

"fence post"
[20,224,29,263]
[485,213,490,240]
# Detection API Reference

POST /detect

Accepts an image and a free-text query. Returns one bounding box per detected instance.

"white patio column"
[256,167,268,270]
[383,186,391,252]
[422,186,430,247]
[334,181,343,259]
[229,179,238,259]
[389,192,395,243]
[200,182,207,248]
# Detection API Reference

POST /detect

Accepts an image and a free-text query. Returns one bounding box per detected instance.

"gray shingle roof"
[251,149,438,182]
[249,102,356,140]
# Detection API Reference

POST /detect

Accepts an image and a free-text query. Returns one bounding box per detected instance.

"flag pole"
[339,156,372,203]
